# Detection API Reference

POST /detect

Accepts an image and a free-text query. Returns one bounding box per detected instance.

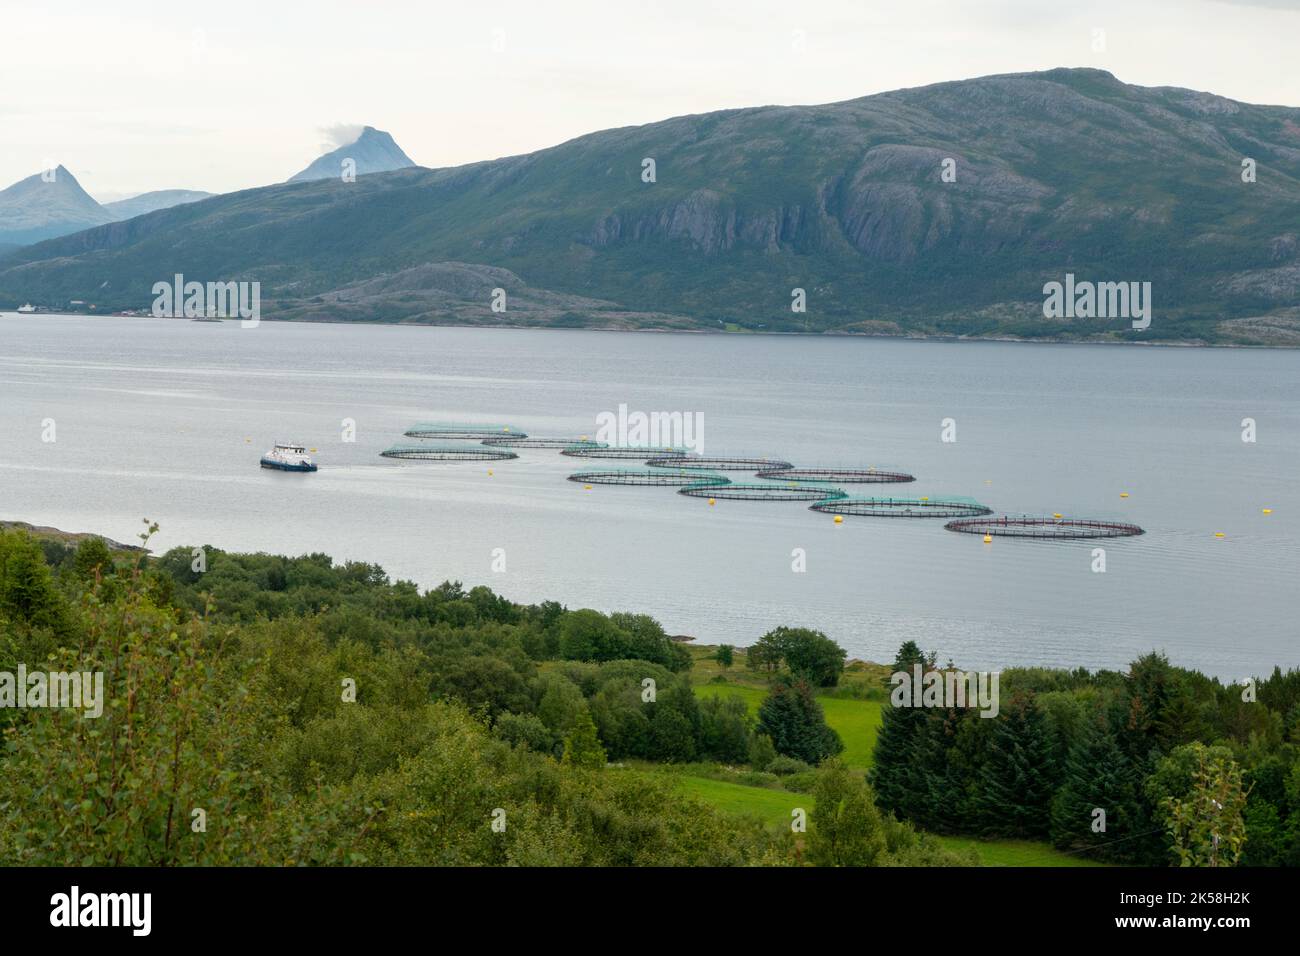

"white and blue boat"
[260,443,317,472]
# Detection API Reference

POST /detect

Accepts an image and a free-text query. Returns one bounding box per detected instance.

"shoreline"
[0,521,146,553]
[3,310,1296,350]
[5,518,1288,680]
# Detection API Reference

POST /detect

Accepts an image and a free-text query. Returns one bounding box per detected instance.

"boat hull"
[260,458,317,472]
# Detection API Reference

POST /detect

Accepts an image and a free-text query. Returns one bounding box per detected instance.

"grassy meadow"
[671,644,1106,867]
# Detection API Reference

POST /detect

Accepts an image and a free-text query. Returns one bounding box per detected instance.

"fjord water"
[2,314,1296,678]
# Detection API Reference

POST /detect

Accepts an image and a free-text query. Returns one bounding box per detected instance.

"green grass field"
[932,835,1107,867]
[677,774,808,824]
[692,682,881,770]
[673,773,1103,866]
[685,651,1104,867]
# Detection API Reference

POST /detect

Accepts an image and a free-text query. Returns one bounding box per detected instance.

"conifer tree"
[757,676,842,764]
[870,702,926,817]
[908,708,967,832]
[1049,711,1145,861]
[975,697,1058,838]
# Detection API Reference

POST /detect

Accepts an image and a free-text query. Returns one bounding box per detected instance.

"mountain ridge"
[4,68,1300,345]
[0,171,217,247]
[103,189,215,220]
[0,166,114,245]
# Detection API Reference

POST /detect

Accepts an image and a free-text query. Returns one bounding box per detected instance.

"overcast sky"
[3,0,1297,200]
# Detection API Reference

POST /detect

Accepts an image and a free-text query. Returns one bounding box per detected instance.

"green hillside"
[4,68,1300,343]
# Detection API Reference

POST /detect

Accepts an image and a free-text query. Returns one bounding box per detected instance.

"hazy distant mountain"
[0,170,215,248]
[0,166,114,246]
[287,126,417,183]
[103,189,215,220]
[5,69,1300,344]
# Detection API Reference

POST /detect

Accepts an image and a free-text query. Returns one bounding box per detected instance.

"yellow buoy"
[1120,492,1129,498]
[983,534,992,543]
[310,447,317,453]
[708,498,716,506]
[580,435,588,441]
[1053,513,1062,519]
[487,469,493,476]
[1214,532,1225,538]
[833,515,843,524]
[1262,508,1272,514]
[920,496,929,501]
[583,484,592,490]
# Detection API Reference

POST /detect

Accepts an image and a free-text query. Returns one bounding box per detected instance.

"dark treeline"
[870,641,1300,865]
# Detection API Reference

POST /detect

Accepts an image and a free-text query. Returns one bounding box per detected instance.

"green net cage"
[811,496,992,517]
[758,466,915,483]
[648,456,793,471]
[403,423,524,439]
[561,445,693,460]
[380,444,519,461]
[944,515,1145,539]
[482,437,606,449]
[567,469,731,487]
[679,483,847,501]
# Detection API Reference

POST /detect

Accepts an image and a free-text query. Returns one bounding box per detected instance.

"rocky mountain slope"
[4,69,1299,344]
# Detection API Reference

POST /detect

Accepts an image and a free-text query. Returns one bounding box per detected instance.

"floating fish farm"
[567,469,731,487]
[373,416,1145,543]
[482,437,606,449]
[811,496,993,518]
[944,516,1145,539]
[759,467,916,484]
[679,483,848,501]
[648,456,793,471]
[561,445,693,460]
[380,444,519,461]
[404,423,523,439]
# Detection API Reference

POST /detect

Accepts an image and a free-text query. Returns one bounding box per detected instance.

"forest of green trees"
[0,525,1295,866]
[0,527,954,866]
[871,642,1300,865]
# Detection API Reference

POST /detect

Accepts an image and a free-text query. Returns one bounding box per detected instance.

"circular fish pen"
[944,516,1145,539]
[648,456,793,471]
[567,469,731,487]
[561,445,693,460]
[679,483,846,501]
[381,444,519,461]
[404,423,524,440]
[483,437,606,449]
[812,496,992,518]
[759,467,915,484]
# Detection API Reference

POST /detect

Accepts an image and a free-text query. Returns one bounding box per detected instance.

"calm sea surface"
[2,314,1297,678]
